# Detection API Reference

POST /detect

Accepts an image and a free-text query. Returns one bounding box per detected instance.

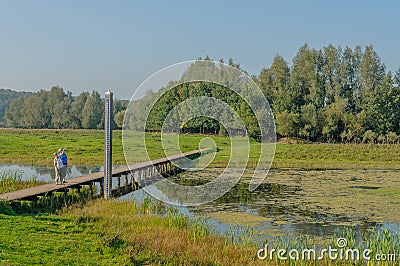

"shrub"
[363,130,377,144]
[0,200,15,215]
[386,131,398,144]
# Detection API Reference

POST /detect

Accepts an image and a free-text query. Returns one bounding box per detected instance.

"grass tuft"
[0,170,45,194]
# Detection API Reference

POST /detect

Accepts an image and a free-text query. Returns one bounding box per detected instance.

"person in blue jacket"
[58,147,68,183]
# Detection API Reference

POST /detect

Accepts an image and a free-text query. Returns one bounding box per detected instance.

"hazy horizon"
[1,1,399,100]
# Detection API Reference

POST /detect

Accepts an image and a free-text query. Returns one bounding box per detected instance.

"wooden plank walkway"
[0,149,209,201]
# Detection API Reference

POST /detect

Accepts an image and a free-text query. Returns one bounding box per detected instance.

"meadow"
[0,180,263,266]
[1,193,399,265]
[1,129,399,265]
[0,128,399,169]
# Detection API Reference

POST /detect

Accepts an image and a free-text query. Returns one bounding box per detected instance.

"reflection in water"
[119,168,400,243]
[0,164,121,183]
[75,165,102,176]
[4,163,397,242]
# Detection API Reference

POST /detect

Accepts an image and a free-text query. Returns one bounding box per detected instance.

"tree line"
[0,89,32,127]
[126,44,400,143]
[4,44,400,143]
[256,44,400,143]
[4,86,127,129]
[124,59,267,141]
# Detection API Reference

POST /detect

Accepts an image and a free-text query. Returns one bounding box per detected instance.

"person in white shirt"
[53,152,64,185]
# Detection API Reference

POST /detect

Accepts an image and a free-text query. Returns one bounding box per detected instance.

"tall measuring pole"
[104,90,113,199]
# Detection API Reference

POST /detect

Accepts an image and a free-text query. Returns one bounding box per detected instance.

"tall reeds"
[0,170,44,194]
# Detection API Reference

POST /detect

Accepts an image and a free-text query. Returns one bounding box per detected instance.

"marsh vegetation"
[0,130,399,265]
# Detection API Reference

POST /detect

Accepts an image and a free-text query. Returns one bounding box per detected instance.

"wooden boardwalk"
[0,149,208,201]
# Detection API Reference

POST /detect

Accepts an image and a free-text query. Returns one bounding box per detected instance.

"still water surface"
[0,164,104,182]
[0,164,123,191]
[120,168,400,242]
[2,164,399,242]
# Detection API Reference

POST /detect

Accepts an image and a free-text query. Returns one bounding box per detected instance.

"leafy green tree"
[290,44,321,109]
[6,47,399,143]
[112,99,128,129]
[338,46,361,112]
[363,73,400,135]
[51,91,73,129]
[319,45,341,106]
[4,97,25,127]
[24,90,49,128]
[258,54,292,114]
[340,112,365,143]
[359,45,385,109]
[82,91,103,129]
[275,110,299,138]
[299,103,321,140]
[70,91,90,128]
[322,97,347,142]
[0,89,32,126]
[4,87,126,130]
[114,110,125,129]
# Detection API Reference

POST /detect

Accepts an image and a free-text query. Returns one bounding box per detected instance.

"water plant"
[0,170,44,194]
[10,187,93,214]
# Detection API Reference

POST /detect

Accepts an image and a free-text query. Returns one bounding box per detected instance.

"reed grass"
[5,188,93,215]
[1,195,398,265]
[0,169,93,214]
[0,170,45,194]
[259,227,399,265]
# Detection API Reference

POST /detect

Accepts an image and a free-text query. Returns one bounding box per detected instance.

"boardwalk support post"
[89,182,93,198]
[104,90,113,199]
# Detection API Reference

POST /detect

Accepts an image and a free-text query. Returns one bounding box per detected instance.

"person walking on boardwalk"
[53,152,64,185]
[58,147,68,183]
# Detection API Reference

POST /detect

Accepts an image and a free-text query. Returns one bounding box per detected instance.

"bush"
[377,134,386,144]
[386,131,398,144]
[363,130,377,144]
[0,200,16,215]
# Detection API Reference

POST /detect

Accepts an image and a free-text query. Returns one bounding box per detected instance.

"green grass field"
[1,129,400,265]
[1,196,398,265]
[0,199,265,265]
[0,128,399,169]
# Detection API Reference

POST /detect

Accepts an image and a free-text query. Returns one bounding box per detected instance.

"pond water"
[0,164,104,182]
[2,164,399,243]
[0,164,123,191]
[119,168,400,243]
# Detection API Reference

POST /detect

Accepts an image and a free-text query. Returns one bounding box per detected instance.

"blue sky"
[1,0,399,99]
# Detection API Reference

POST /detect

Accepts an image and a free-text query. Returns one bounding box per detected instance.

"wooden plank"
[0,149,209,201]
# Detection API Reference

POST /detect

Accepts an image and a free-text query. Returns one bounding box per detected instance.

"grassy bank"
[0,199,262,265]
[0,173,398,265]
[1,198,398,265]
[0,128,399,169]
[0,170,93,215]
[0,170,45,194]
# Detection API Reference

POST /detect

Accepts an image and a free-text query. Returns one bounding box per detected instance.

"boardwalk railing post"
[104,90,113,199]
